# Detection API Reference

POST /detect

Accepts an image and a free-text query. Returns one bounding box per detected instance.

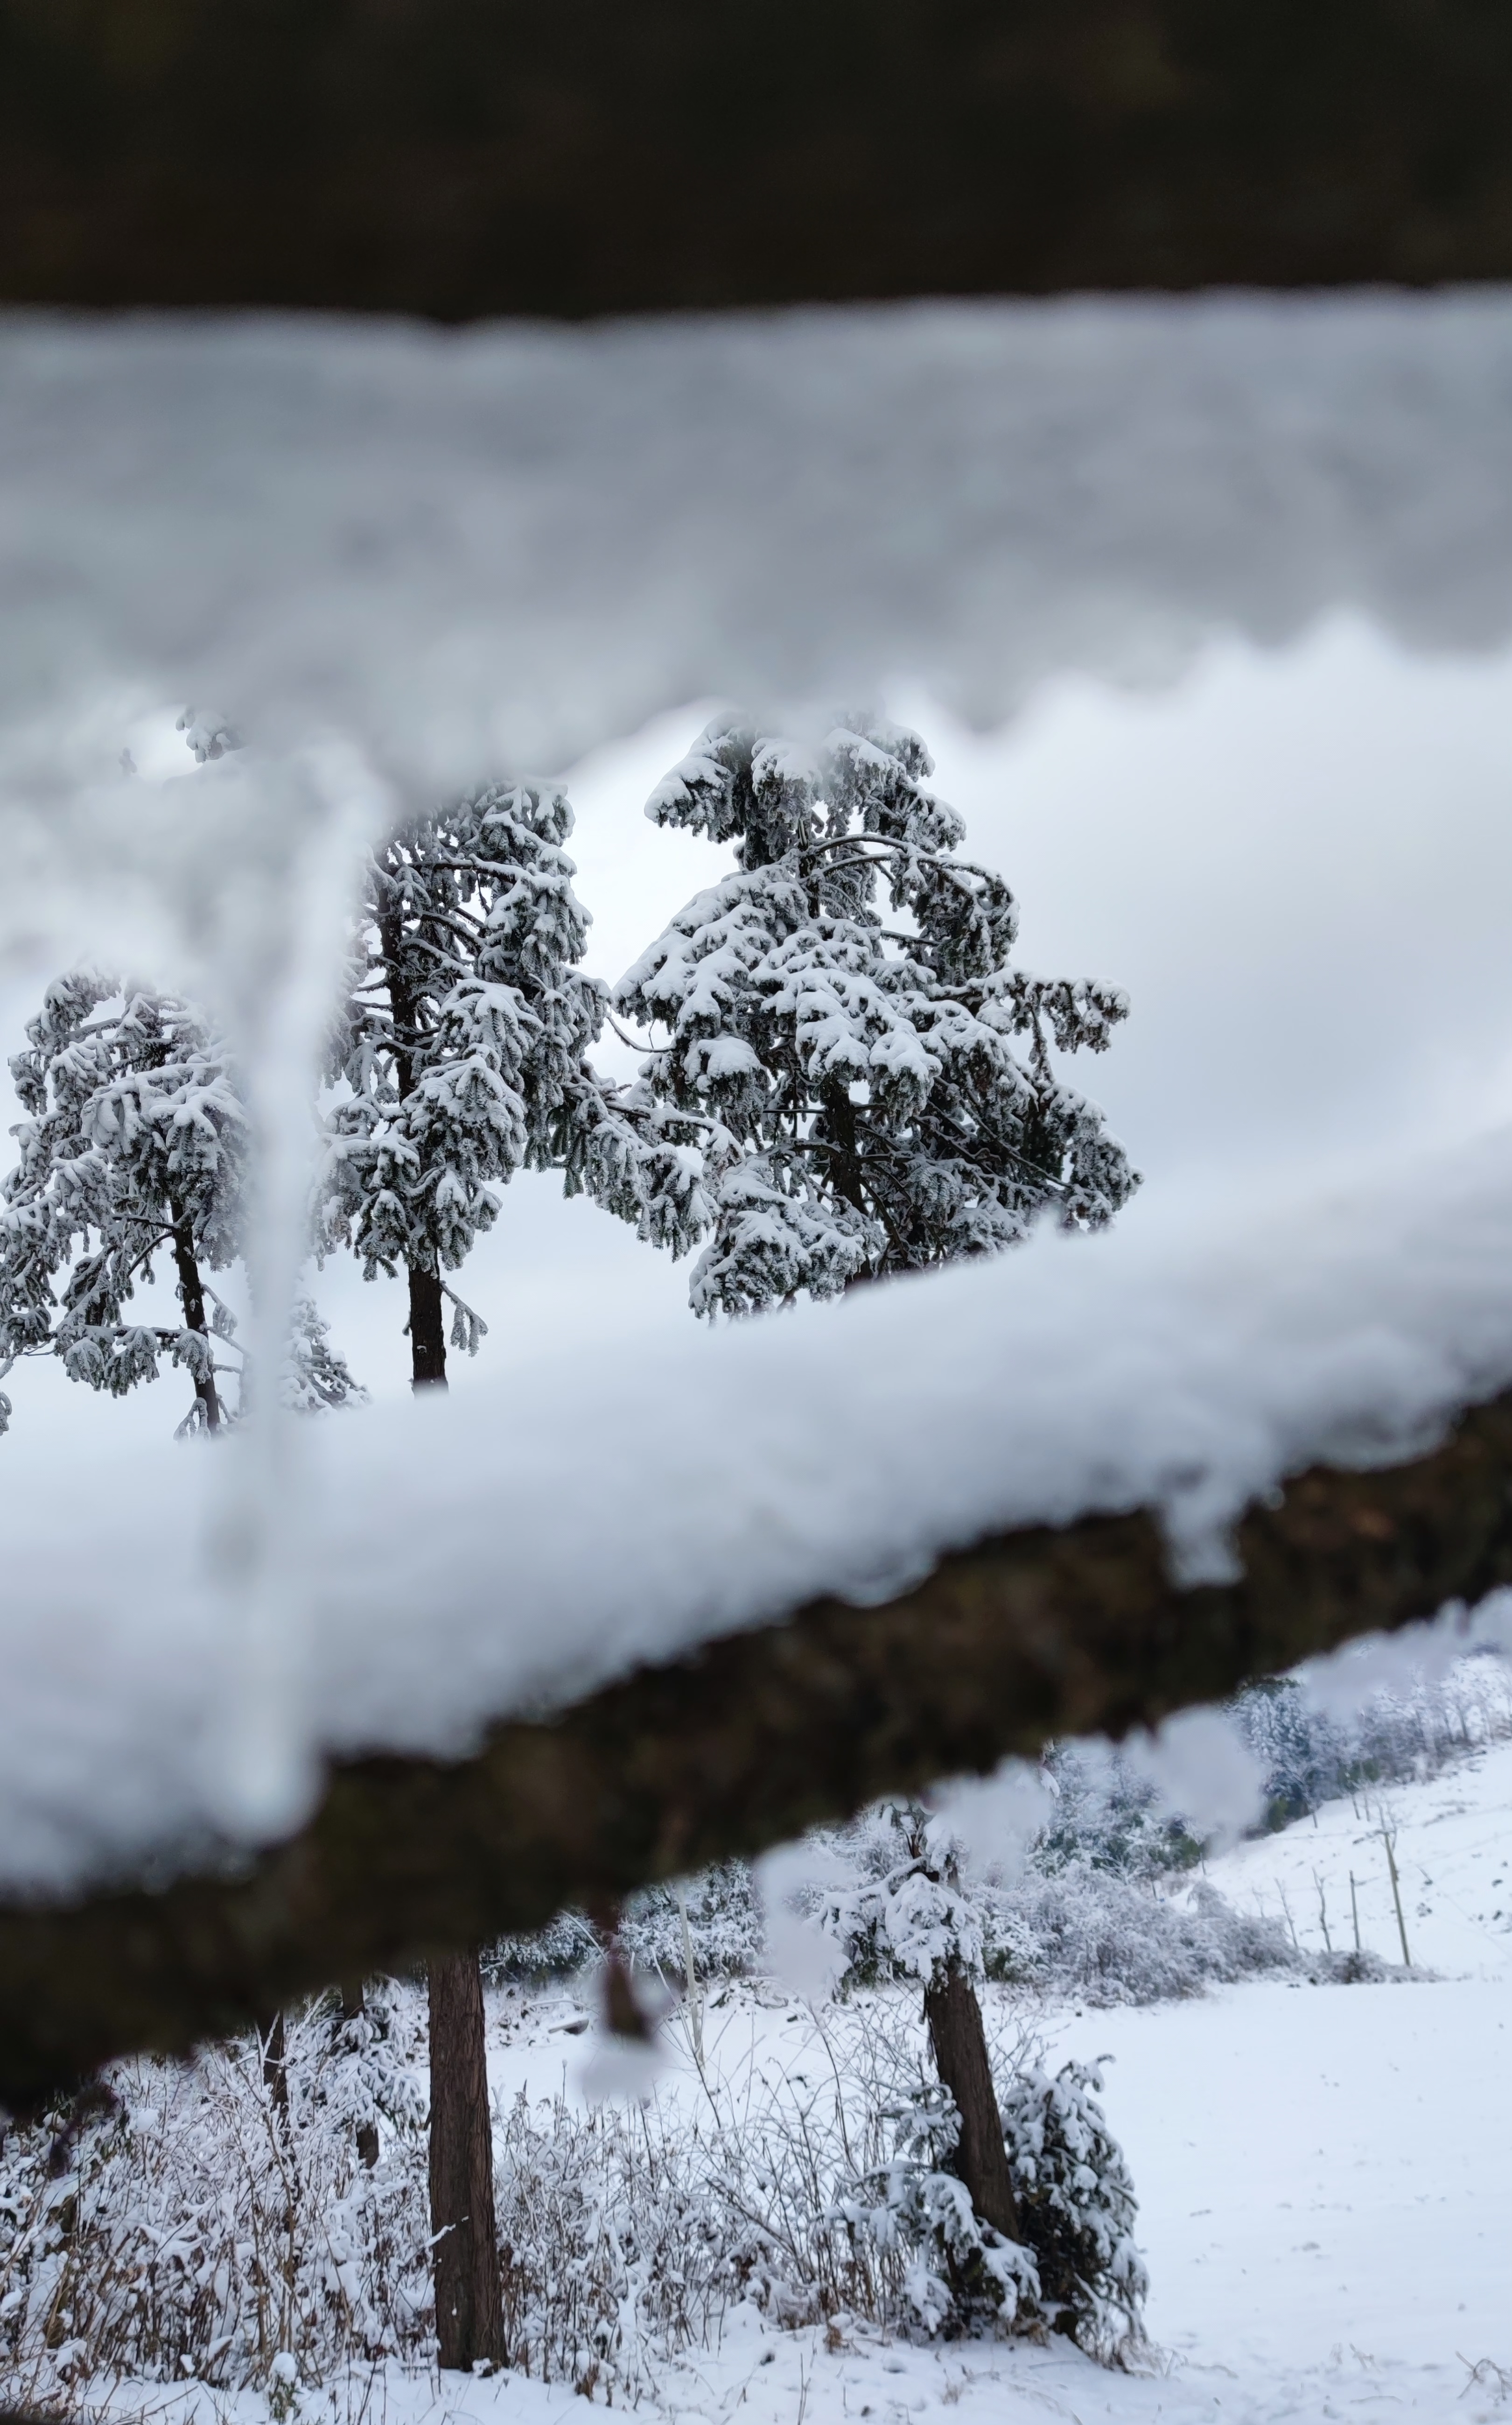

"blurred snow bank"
[4,292,1512,863]
[6,1125,1512,1894]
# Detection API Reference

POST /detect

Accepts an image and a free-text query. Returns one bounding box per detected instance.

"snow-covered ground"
[29,1745,1512,2425]
[462,1745,1512,2425]
[1209,1738,1512,1983]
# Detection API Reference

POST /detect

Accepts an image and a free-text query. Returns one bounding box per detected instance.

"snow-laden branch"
[4,1132,1512,2100]
[3,1371,1512,2113]
[5,297,1512,859]
[7,1129,1512,1895]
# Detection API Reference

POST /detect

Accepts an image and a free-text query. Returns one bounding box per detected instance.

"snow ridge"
[4,1125,1512,1895]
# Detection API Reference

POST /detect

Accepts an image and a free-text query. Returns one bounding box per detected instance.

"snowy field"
[477,1736,1512,2425]
[53,1744,1511,2425]
[480,1752,1512,2422]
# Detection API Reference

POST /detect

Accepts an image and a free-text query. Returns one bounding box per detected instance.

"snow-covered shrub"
[1037,1741,1203,1878]
[490,2088,736,2397]
[981,1872,1298,2006]
[0,1989,751,2412]
[1000,2060,1147,2361]
[832,2057,1148,2359]
[485,1863,761,1988]
[483,1908,602,1983]
[811,1799,1295,2009]
[0,1995,433,2408]
[829,2080,1038,2339]
[616,1865,763,1983]
[0,1965,1154,2409]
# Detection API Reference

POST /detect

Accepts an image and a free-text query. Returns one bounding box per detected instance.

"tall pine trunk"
[388,922,496,2362]
[408,1264,448,1390]
[427,1950,504,2370]
[924,1958,1022,2241]
[408,1284,498,2365]
[169,1212,221,1431]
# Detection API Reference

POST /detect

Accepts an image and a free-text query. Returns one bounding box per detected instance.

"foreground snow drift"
[5,1127,1512,1892]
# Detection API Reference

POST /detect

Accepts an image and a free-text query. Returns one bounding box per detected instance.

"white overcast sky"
[5,612,1512,1450]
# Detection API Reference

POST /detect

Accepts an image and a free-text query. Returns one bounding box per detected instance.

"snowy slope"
[1205,1736,1512,1982]
[45,1747,1512,2425]
[474,1750,1512,2422]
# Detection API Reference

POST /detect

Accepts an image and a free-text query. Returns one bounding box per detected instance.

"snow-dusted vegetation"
[8,1653,1509,2423]
[0,1981,1142,2408]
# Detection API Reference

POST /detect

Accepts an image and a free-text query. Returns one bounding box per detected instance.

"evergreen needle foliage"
[315,778,709,1364]
[616,714,1138,1316]
[0,973,360,1436]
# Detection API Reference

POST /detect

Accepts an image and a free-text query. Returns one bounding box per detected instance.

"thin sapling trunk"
[171,1213,222,1431]
[340,1983,380,2168]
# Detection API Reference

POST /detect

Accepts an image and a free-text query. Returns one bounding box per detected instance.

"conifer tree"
[824,1803,1022,2248]
[317,776,706,1388]
[315,775,706,2372]
[615,718,1138,2281]
[0,973,360,1437]
[616,714,1136,1315]
[823,1802,1146,2354]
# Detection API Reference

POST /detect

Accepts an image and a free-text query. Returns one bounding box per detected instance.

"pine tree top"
[315,780,713,1343]
[616,713,1139,1317]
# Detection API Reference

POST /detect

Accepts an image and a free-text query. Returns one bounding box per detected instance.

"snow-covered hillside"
[1207,1736,1512,1982]
[473,1744,1512,2422]
[487,1741,1512,2421]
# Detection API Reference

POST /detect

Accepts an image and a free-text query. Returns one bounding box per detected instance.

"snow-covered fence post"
[1379,1822,1412,1968]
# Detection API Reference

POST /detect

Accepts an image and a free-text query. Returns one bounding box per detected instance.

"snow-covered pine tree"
[821,1800,1146,2355]
[0,973,362,1437]
[615,714,1137,1316]
[317,777,707,1390]
[823,1802,1022,2252]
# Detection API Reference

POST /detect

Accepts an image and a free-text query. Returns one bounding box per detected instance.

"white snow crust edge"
[5,1128,1512,1896]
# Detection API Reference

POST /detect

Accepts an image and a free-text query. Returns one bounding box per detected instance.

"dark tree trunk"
[408,1264,448,1391]
[261,2009,288,2115]
[376,891,449,1399]
[427,1950,504,2372]
[169,1215,221,1431]
[924,1959,1022,2242]
[340,1982,380,2168]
